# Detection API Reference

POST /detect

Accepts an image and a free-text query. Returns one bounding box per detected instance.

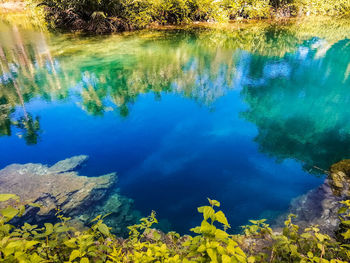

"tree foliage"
[35,0,350,32]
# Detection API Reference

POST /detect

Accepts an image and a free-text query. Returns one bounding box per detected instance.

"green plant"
[1,193,350,262]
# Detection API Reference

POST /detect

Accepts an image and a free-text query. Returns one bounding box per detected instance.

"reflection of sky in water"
[0,89,322,233]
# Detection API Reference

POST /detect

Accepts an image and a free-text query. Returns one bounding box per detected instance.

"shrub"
[1,194,350,262]
[288,0,350,16]
[33,0,350,32]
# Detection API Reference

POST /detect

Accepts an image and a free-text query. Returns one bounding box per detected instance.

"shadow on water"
[1,16,350,233]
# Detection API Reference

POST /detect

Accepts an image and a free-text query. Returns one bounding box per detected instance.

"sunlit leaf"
[215,211,230,228]
[0,194,19,202]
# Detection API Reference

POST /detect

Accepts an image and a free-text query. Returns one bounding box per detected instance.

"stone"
[48,155,88,173]
[79,191,139,236]
[282,180,342,236]
[277,159,350,236]
[0,156,116,224]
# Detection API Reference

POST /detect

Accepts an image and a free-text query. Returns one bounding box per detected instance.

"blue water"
[1,19,350,233]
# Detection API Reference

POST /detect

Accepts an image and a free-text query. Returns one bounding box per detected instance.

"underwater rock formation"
[286,180,342,236]
[0,155,138,234]
[0,155,115,221]
[78,191,139,236]
[285,160,350,236]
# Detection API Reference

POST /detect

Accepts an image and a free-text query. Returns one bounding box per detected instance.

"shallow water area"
[1,16,350,234]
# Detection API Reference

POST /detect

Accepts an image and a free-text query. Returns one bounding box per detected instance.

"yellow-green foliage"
[292,0,350,16]
[1,194,350,262]
[30,0,350,31]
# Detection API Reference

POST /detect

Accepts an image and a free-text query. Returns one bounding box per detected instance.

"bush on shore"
[1,194,350,262]
[33,0,350,33]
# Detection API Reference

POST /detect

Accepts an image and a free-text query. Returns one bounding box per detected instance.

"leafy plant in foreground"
[1,193,350,262]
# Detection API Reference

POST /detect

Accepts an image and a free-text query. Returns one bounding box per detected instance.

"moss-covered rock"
[329,159,350,196]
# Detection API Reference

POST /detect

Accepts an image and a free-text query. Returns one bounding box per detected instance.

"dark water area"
[1,17,350,234]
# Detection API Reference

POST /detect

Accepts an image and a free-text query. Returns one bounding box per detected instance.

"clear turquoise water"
[1,19,350,233]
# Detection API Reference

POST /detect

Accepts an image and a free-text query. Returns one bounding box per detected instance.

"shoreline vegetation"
[1,0,350,33]
[1,192,350,262]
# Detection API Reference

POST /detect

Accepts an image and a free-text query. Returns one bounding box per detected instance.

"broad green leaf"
[80,257,89,263]
[235,246,246,257]
[64,238,77,248]
[206,248,218,263]
[215,229,229,239]
[342,229,350,239]
[338,207,348,214]
[44,223,54,235]
[341,220,350,225]
[55,226,69,233]
[248,256,256,263]
[69,250,81,262]
[98,223,110,236]
[197,244,206,252]
[190,226,201,234]
[30,253,45,263]
[215,211,230,228]
[203,206,215,221]
[341,244,350,248]
[24,240,39,250]
[152,231,161,241]
[18,205,25,217]
[1,207,19,220]
[0,194,19,202]
[315,232,328,242]
[222,254,231,263]
[197,206,205,213]
[200,220,215,234]
[4,240,23,256]
[301,233,313,239]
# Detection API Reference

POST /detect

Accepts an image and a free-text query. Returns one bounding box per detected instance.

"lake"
[0,16,350,234]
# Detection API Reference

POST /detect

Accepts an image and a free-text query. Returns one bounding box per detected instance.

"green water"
[0,17,350,233]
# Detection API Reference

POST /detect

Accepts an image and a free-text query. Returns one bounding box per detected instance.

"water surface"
[1,18,350,233]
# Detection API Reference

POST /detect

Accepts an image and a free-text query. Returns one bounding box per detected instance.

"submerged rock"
[79,191,140,236]
[48,155,89,173]
[282,160,350,236]
[0,156,138,233]
[285,180,342,236]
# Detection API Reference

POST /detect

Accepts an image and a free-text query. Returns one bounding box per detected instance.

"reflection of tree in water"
[67,30,241,117]
[13,114,41,145]
[59,19,350,117]
[0,24,68,144]
[1,19,350,144]
[0,98,13,137]
[241,39,350,172]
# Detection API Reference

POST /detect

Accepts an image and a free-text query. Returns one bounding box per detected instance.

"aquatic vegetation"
[1,195,350,262]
